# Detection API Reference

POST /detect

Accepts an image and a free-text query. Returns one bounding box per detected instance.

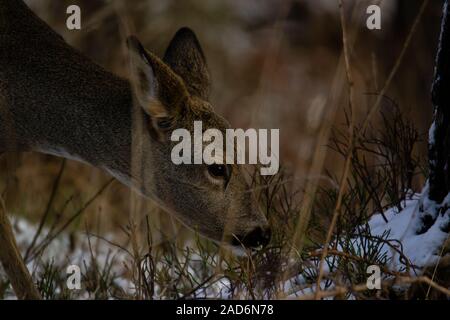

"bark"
[429,0,450,203]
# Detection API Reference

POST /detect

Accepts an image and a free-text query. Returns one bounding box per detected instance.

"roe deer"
[1,0,271,246]
[0,0,271,298]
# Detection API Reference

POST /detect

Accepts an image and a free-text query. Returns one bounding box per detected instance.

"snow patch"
[368,194,449,271]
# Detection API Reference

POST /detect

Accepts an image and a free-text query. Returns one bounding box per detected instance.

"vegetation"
[1,0,449,300]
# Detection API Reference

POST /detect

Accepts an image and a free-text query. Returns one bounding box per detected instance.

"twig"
[398,276,450,297]
[314,0,356,299]
[27,178,114,262]
[361,0,429,133]
[24,159,66,261]
[0,195,41,299]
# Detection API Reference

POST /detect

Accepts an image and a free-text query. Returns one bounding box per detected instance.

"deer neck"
[0,0,154,188]
[1,47,138,188]
[1,65,137,187]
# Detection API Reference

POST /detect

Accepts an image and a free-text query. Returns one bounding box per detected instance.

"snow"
[367,193,449,272]
[1,217,133,300]
[1,190,449,299]
[286,191,450,298]
[428,115,436,146]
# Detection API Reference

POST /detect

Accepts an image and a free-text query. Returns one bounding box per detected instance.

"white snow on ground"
[285,192,450,298]
[2,218,231,299]
[1,192,448,299]
[1,217,133,299]
[368,193,449,272]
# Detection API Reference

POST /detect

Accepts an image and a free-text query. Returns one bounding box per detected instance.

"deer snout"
[233,225,271,249]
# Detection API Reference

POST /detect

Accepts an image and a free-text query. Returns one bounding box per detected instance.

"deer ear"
[127,36,189,119]
[163,27,211,100]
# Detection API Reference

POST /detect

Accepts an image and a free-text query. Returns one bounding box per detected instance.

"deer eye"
[156,117,172,129]
[207,164,226,178]
[205,164,232,188]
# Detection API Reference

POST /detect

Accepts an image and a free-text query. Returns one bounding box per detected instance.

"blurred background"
[1,0,443,242]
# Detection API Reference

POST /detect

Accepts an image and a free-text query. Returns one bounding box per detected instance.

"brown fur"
[0,0,270,298]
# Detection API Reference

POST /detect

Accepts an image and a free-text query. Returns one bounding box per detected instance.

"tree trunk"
[429,0,450,203]
[422,0,450,234]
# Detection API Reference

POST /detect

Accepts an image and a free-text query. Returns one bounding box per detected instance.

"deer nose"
[235,226,271,249]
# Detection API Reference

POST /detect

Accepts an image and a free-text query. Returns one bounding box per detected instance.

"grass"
[1,103,444,300]
[0,0,449,300]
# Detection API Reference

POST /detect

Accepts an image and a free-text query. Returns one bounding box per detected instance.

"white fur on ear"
[127,36,161,115]
[127,35,189,118]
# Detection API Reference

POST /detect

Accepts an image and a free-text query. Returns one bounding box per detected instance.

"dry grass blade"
[0,195,41,299]
[24,159,66,261]
[27,178,115,262]
[314,0,356,299]
[361,0,429,133]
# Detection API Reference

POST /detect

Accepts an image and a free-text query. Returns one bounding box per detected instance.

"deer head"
[127,28,271,250]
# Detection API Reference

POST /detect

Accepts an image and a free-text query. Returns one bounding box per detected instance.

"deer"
[0,0,271,299]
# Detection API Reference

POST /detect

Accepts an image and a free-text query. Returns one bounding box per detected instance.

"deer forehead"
[180,98,229,130]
